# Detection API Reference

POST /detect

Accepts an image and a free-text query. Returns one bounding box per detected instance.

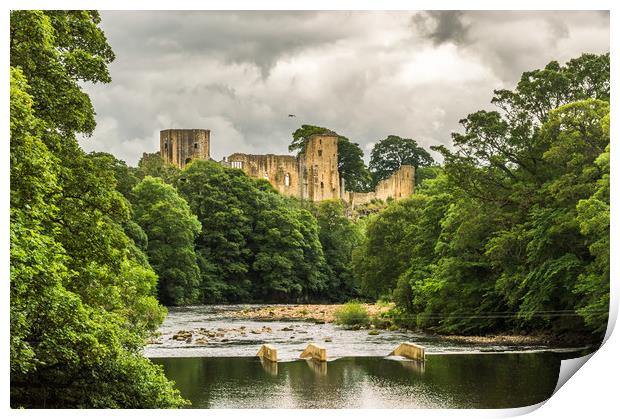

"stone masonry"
[160,129,414,203]
[226,153,300,197]
[345,165,415,208]
[160,129,210,169]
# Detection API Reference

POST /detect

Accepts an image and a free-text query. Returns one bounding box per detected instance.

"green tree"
[132,177,202,306]
[352,195,433,299]
[337,138,373,192]
[88,152,141,199]
[288,124,333,154]
[10,11,186,407]
[176,161,257,301]
[137,152,181,184]
[314,200,364,300]
[356,53,609,339]
[574,143,610,334]
[176,160,329,303]
[252,194,328,301]
[369,135,434,186]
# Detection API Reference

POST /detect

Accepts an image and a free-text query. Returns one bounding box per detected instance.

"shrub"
[334,301,370,326]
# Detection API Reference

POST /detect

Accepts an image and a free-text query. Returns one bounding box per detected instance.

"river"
[146,305,590,408]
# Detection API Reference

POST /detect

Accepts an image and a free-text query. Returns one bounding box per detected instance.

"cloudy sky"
[79,10,609,166]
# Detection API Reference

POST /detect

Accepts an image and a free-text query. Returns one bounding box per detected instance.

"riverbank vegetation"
[10,9,609,408]
[353,53,610,341]
[10,11,187,407]
[334,301,371,326]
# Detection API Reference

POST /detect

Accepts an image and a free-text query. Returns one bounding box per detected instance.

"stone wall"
[375,165,415,201]
[299,134,341,201]
[346,165,415,207]
[160,129,210,169]
[159,128,415,205]
[227,153,300,197]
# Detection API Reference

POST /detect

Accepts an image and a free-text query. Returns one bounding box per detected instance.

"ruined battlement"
[298,134,340,201]
[227,153,299,197]
[160,129,210,169]
[345,165,415,207]
[159,129,414,203]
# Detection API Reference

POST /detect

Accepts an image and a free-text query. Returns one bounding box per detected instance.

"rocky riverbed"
[228,303,392,323]
[143,304,585,360]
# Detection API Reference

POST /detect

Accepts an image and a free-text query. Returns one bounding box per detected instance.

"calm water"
[152,353,566,408]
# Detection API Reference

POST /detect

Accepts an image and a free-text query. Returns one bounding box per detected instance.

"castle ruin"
[160,129,210,169]
[159,129,414,204]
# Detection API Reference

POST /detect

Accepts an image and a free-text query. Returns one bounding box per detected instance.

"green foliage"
[10,11,186,408]
[355,53,610,339]
[176,160,329,303]
[314,200,364,300]
[88,152,141,199]
[137,152,181,184]
[334,302,370,326]
[10,10,114,136]
[337,137,373,192]
[132,177,202,306]
[574,144,610,334]
[369,135,434,186]
[353,191,449,299]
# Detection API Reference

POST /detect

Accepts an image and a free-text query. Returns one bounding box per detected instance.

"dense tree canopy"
[10,11,186,408]
[355,53,610,339]
[313,200,364,301]
[137,152,181,184]
[132,177,202,306]
[175,160,330,303]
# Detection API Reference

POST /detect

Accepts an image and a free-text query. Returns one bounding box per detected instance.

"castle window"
[284,173,291,186]
[320,182,324,189]
[319,139,322,145]
[164,143,168,150]
[318,150,322,157]
[231,161,243,169]
[194,143,198,149]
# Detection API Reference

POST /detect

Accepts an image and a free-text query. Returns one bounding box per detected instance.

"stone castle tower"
[160,129,210,169]
[299,134,340,201]
[226,133,340,202]
[159,128,414,204]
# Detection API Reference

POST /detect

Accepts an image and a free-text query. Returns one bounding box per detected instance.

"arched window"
[320,181,324,189]
[284,173,291,186]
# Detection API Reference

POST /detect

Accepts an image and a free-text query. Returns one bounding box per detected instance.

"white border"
[2,1,616,418]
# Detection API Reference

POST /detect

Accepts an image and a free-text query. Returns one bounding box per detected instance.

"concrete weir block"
[299,343,327,362]
[389,342,426,361]
[256,344,278,362]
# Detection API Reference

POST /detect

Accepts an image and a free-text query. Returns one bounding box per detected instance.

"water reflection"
[305,359,327,376]
[153,353,562,408]
[260,358,278,376]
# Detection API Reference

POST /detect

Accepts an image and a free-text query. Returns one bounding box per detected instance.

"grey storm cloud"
[412,11,469,45]
[80,10,609,166]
